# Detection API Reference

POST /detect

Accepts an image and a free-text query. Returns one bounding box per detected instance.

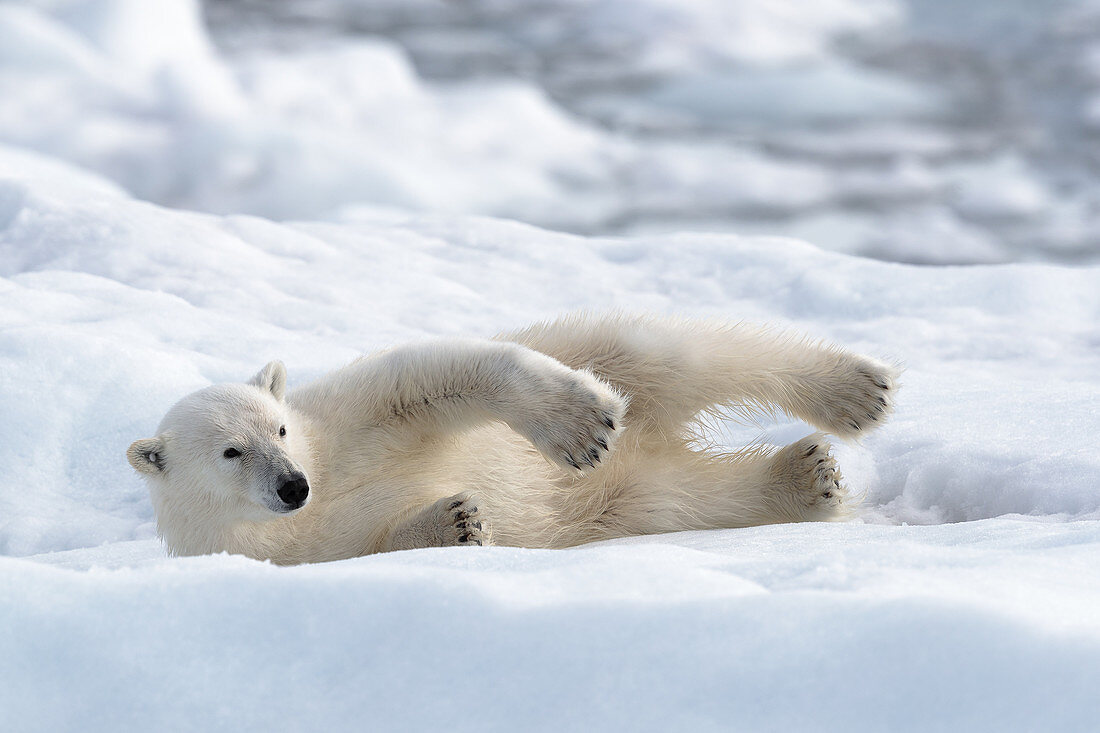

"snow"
[3,151,1100,728]
[6,523,1100,731]
[2,0,1100,730]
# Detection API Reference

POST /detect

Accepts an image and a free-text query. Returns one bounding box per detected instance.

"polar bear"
[127,313,898,564]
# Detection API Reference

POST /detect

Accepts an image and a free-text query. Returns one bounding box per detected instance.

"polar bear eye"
[279,425,286,437]
[223,448,241,459]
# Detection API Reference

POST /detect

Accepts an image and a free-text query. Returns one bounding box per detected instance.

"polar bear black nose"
[276,473,309,509]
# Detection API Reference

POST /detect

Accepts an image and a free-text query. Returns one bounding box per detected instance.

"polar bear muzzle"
[275,471,309,510]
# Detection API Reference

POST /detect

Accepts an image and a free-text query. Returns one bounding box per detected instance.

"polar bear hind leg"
[501,313,898,442]
[550,432,849,545]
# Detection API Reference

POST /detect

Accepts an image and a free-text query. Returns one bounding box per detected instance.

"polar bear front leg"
[503,350,627,473]
[347,339,628,474]
[382,493,491,552]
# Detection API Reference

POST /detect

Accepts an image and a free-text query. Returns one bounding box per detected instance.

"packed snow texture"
[8,522,1100,732]
[3,1,1100,731]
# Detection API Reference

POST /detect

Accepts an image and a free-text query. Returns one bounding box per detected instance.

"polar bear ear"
[127,437,166,475]
[248,360,286,402]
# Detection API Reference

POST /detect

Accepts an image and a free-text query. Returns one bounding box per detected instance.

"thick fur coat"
[127,313,899,564]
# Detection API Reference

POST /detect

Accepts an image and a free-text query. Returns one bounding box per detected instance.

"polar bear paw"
[445,495,490,547]
[518,368,627,475]
[804,354,900,440]
[383,492,492,551]
[767,434,848,521]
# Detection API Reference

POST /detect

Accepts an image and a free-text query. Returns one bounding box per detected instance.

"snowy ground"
[2,1,1100,731]
[9,522,1100,731]
[3,147,1100,731]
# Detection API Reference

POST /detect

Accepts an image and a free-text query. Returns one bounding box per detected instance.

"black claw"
[850,421,860,431]
[581,453,595,468]
[817,458,826,464]
[804,444,818,457]
[454,511,468,521]
[874,379,890,389]
[823,491,833,499]
[877,396,887,406]
[596,438,608,451]
[603,416,615,429]
[455,521,467,530]
[589,447,600,461]
[566,455,581,470]
[448,500,462,510]
[472,539,483,546]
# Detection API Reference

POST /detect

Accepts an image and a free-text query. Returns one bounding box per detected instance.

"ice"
[0,0,1097,262]
[207,0,903,72]
[640,62,940,125]
[198,0,1100,264]
[950,157,1053,222]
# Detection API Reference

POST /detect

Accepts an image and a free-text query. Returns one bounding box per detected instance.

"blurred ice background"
[5,0,1100,264]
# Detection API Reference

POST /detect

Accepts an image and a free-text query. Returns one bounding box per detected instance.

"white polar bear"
[127,313,899,564]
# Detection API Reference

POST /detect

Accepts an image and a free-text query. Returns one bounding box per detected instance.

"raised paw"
[518,367,627,475]
[767,434,849,521]
[803,354,900,440]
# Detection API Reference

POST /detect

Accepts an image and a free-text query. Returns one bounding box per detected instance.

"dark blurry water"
[203,0,1100,264]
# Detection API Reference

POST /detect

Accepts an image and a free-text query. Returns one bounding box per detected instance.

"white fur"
[127,313,900,564]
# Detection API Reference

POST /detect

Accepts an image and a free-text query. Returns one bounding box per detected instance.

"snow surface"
[2,146,1100,730]
[8,521,1100,732]
[3,1,1100,731]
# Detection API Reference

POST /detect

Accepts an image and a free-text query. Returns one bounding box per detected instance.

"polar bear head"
[127,361,312,552]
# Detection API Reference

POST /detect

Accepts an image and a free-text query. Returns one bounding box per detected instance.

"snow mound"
[5,521,1100,731]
